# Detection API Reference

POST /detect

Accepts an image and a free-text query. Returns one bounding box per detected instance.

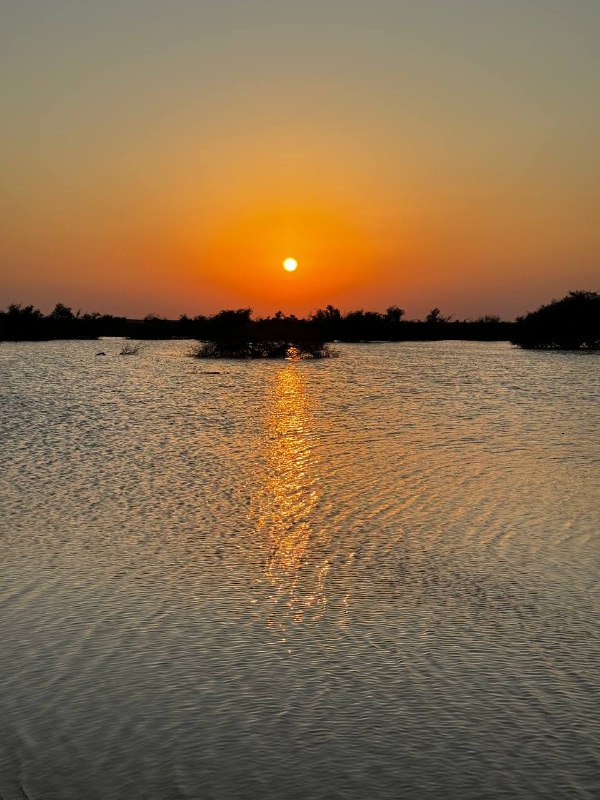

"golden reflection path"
[250,364,329,623]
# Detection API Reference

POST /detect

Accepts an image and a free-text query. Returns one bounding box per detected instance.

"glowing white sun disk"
[283,257,298,272]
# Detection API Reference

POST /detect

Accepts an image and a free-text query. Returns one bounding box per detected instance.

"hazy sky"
[2,0,599,319]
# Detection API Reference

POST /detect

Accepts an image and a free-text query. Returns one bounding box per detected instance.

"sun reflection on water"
[250,365,329,623]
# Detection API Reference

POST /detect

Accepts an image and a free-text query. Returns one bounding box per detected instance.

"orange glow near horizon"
[175,200,392,315]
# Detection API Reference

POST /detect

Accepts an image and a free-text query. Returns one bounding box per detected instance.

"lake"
[0,340,598,799]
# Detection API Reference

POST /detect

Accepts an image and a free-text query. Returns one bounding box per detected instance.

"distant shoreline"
[0,302,514,343]
[2,291,598,349]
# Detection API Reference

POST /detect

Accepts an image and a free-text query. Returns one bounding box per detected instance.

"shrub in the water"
[195,340,334,359]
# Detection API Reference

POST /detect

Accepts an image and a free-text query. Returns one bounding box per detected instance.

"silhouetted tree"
[50,303,75,320]
[311,305,341,323]
[7,303,43,319]
[310,305,342,339]
[425,307,451,324]
[341,310,385,341]
[385,305,404,325]
[512,290,600,349]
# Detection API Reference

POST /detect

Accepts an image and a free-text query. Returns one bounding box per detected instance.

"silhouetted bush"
[195,339,334,359]
[512,291,600,350]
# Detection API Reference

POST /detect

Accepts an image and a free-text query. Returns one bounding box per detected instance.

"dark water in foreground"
[0,340,598,799]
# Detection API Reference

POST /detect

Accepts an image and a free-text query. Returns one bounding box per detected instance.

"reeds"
[119,342,141,356]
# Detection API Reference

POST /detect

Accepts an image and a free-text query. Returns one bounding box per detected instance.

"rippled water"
[0,340,598,799]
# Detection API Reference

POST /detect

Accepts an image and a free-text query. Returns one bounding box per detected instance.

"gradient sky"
[2,0,599,319]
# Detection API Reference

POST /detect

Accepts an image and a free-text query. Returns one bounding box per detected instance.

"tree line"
[1,291,598,349]
[0,302,511,342]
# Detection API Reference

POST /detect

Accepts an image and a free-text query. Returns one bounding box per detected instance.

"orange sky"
[1,1,599,320]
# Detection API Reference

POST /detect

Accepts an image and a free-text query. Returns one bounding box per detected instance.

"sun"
[283,257,298,272]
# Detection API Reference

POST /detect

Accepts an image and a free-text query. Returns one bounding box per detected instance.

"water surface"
[0,340,598,799]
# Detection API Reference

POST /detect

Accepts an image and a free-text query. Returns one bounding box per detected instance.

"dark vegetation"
[196,340,333,359]
[0,302,512,343]
[119,342,142,356]
[193,309,333,359]
[1,291,597,352]
[511,291,600,350]
[0,303,129,341]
